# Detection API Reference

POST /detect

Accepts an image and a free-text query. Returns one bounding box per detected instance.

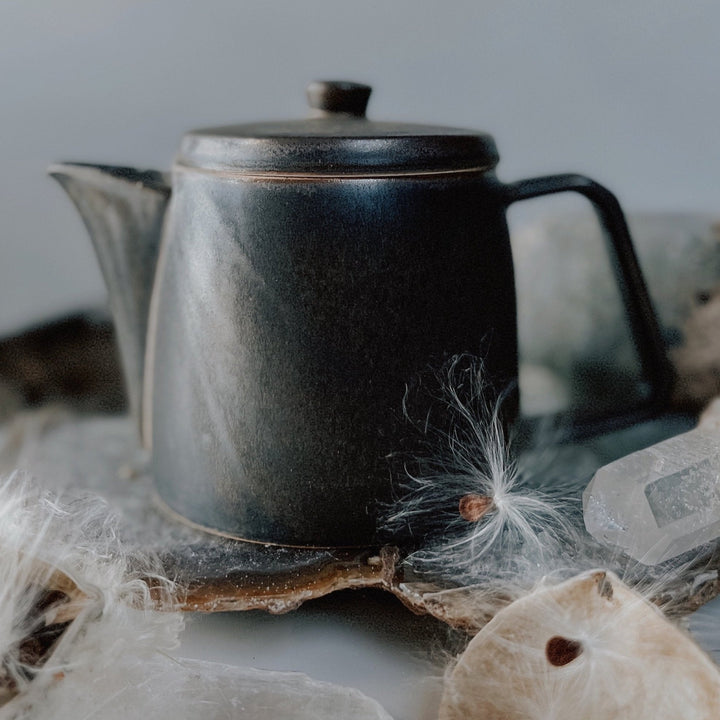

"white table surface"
[176,584,720,720]
[177,589,447,720]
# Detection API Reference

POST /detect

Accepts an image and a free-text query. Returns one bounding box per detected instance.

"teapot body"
[148,168,518,546]
[53,82,670,549]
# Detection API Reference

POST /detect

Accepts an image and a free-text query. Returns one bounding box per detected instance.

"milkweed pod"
[439,570,720,720]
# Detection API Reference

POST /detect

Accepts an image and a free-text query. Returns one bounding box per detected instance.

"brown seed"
[458,494,494,522]
[545,636,583,666]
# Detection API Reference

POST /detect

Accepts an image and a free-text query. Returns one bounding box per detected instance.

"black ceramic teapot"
[50,81,670,548]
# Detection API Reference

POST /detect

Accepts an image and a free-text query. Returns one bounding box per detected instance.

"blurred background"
[1,4,719,718]
[1,0,718,335]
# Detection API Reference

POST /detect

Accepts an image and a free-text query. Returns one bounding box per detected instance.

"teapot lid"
[176,81,499,176]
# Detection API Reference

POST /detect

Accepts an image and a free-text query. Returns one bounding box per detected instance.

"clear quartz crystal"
[583,427,720,565]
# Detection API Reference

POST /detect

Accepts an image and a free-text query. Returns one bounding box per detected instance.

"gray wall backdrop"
[1,0,718,333]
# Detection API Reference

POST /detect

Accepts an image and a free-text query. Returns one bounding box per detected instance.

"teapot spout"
[48,163,171,438]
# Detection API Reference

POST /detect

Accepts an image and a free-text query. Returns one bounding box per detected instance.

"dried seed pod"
[439,570,720,720]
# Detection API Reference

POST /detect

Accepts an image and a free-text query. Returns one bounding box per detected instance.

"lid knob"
[306,81,371,118]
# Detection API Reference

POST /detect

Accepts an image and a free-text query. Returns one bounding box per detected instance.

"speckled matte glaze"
[148,169,518,546]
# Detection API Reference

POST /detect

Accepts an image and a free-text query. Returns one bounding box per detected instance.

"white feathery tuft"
[0,471,183,719]
[384,356,585,587]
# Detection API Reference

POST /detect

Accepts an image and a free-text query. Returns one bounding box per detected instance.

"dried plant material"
[383,356,597,609]
[439,570,720,720]
[382,355,720,639]
[384,357,579,582]
[390,582,515,635]
[544,635,582,667]
[0,555,90,707]
[0,473,182,718]
[0,473,401,719]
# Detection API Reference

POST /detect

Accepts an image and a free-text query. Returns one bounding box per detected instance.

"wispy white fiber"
[385,356,584,587]
[0,471,182,719]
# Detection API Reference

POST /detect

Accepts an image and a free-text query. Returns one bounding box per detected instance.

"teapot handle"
[498,173,674,435]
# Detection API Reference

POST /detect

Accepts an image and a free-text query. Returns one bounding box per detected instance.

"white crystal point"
[583,427,720,565]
